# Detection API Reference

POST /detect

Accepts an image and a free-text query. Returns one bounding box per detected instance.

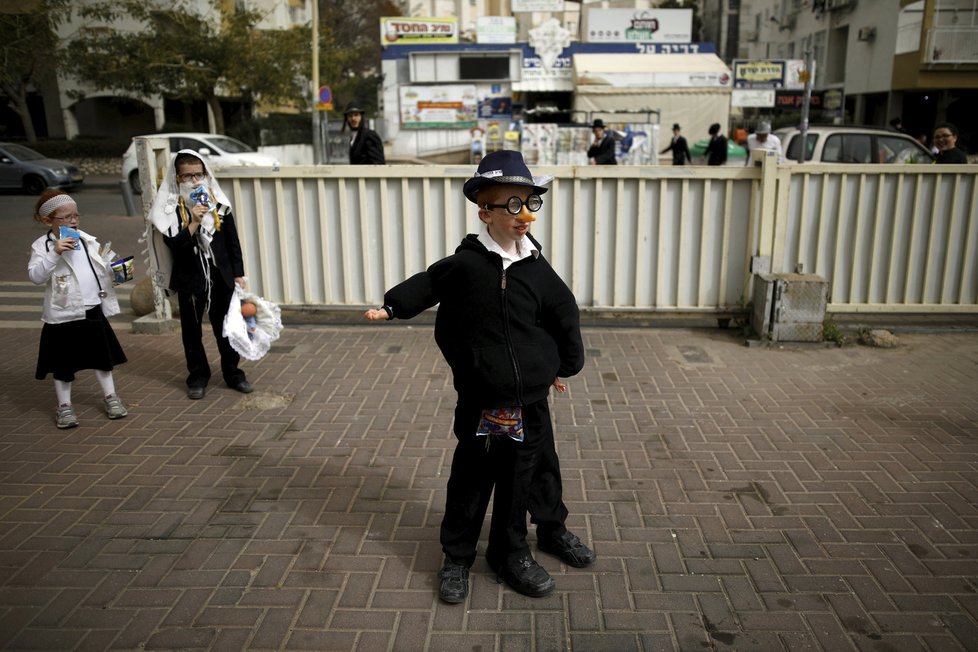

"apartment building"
[737,0,978,148]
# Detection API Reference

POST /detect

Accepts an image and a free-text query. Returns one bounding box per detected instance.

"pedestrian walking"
[28,189,128,428]
[744,121,784,164]
[661,123,691,165]
[705,123,728,166]
[587,119,617,165]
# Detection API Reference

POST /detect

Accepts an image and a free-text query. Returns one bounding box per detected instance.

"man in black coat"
[344,102,386,165]
[705,123,728,166]
[587,119,617,165]
[661,123,691,165]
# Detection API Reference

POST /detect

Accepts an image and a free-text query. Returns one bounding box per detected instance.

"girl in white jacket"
[28,190,128,429]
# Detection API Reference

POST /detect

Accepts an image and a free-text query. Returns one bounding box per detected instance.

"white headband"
[38,194,77,218]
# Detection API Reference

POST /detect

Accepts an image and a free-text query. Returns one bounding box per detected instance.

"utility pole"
[797,49,815,164]
[311,0,321,165]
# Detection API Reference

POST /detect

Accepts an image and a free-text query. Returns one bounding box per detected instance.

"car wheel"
[129,170,141,194]
[23,175,46,195]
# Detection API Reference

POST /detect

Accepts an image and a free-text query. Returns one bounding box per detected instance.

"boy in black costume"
[364,150,594,602]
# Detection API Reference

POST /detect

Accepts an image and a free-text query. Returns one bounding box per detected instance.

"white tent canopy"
[572,54,733,160]
[573,53,733,88]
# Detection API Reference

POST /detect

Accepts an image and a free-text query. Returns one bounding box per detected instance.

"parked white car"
[774,125,934,164]
[122,132,279,193]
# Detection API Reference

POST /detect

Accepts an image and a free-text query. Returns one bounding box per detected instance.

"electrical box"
[751,273,829,342]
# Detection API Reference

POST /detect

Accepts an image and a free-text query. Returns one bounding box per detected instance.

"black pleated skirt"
[35,305,128,382]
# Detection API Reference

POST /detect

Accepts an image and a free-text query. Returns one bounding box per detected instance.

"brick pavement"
[0,321,976,651]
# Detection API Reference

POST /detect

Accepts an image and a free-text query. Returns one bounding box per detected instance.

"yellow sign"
[316,102,333,111]
[380,17,458,46]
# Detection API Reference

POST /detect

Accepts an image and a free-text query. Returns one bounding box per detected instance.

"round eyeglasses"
[484,194,543,215]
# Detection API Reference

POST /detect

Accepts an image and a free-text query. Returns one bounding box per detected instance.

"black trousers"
[176,271,246,389]
[440,398,569,568]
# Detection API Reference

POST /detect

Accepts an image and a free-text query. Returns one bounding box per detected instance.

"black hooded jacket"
[383,233,585,408]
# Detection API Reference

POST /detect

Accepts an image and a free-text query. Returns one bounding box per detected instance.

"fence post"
[132,137,175,335]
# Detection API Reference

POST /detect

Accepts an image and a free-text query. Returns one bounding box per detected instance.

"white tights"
[54,370,117,406]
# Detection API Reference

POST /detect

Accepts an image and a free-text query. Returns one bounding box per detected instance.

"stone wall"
[70,157,122,176]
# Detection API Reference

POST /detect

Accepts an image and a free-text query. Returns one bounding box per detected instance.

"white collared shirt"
[477,224,539,270]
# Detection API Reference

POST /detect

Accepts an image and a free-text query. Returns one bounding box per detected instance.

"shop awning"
[573,53,732,88]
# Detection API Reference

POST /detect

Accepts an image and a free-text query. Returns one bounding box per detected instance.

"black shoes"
[538,531,596,568]
[230,380,253,394]
[490,555,555,598]
[189,381,252,399]
[438,560,469,604]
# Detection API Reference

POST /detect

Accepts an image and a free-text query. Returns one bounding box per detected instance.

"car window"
[178,138,207,152]
[822,134,871,163]
[784,133,817,162]
[2,143,44,160]
[208,136,254,154]
[877,135,931,164]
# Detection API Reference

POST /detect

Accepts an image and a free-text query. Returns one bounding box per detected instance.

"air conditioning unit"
[857,26,876,41]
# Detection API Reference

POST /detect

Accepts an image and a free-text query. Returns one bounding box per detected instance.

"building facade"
[737,0,978,149]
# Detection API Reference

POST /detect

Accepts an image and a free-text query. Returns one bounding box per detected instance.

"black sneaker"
[490,555,555,597]
[538,531,596,568]
[438,560,469,604]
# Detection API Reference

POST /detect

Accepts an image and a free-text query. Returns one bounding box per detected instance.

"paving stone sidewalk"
[0,323,976,651]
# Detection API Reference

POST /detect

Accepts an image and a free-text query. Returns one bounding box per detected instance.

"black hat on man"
[592,119,605,129]
[344,101,365,115]
[462,150,553,205]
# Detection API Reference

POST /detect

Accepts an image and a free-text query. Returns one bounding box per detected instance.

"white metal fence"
[136,138,978,315]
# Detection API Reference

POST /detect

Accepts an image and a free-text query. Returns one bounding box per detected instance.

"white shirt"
[477,224,538,270]
[746,133,784,164]
[64,244,103,306]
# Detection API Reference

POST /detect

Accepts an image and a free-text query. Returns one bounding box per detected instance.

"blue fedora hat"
[462,150,553,205]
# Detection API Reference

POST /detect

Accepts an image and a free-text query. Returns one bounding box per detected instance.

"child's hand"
[552,378,567,393]
[190,202,208,222]
[364,308,388,321]
[54,237,75,254]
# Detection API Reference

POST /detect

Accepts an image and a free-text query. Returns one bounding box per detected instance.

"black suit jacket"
[705,135,728,166]
[662,135,691,165]
[163,203,245,295]
[350,127,386,164]
[587,134,617,165]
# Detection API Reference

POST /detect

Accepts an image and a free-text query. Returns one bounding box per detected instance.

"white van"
[122,132,279,193]
[774,126,934,165]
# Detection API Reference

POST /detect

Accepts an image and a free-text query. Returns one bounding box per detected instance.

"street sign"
[318,85,333,110]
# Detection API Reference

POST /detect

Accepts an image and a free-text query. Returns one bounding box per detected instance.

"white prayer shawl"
[145,149,232,298]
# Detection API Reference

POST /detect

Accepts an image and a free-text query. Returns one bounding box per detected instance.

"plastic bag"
[223,283,283,361]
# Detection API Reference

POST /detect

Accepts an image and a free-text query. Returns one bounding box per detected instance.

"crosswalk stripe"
[0,281,138,330]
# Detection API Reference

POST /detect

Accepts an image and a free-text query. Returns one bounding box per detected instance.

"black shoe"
[187,386,206,400]
[438,560,469,604]
[538,531,596,568]
[490,555,554,597]
[229,380,253,394]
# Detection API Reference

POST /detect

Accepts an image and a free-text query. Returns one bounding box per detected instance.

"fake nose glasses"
[485,194,543,219]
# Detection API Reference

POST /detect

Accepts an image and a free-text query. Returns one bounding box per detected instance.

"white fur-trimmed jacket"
[28,230,121,324]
